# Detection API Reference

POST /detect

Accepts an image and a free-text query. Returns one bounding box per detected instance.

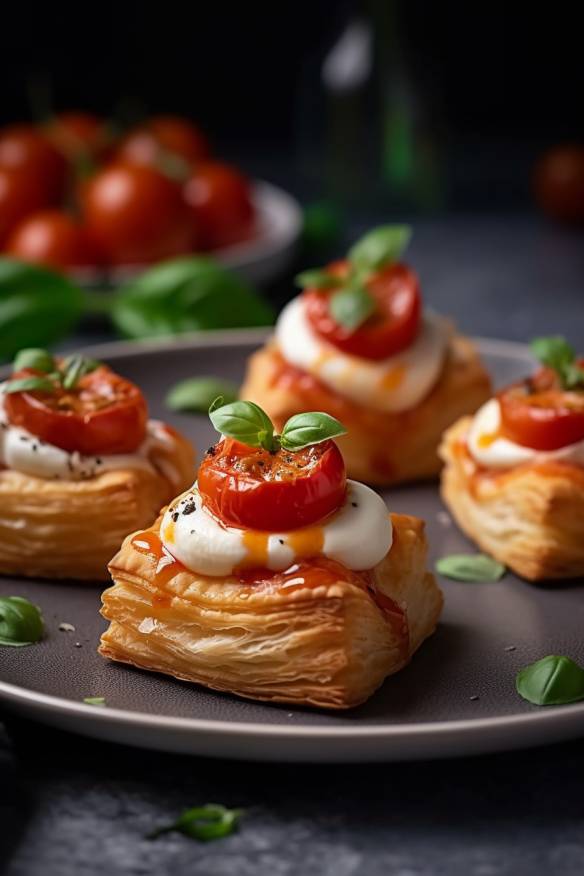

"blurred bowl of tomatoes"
[0,113,301,286]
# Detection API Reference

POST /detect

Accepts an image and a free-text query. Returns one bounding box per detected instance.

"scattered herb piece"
[58,622,76,633]
[435,553,506,583]
[329,285,375,331]
[83,696,106,707]
[279,412,347,451]
[294,269,344,290]
[148,804,242,842]
[348,224,412,272]
[530,336,584,390]
[13,348,55,373]
[0,596,44,647]
[166,377,239,413]
[516,655,584,706]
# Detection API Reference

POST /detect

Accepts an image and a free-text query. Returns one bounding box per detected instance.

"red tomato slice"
[304,260,421,360]
[498,368,584,451]
[4,366,148,455]
[197,437,346,531]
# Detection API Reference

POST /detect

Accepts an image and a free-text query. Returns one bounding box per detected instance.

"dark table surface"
[2,212,584,876]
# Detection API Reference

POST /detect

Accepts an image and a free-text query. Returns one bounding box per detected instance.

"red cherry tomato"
[198,437,347,531]
[4,365,148,455]
[304,260,421,360]
[0,166,56,246]
[498,368,584,451]
[5,209,100,271]
[45,112,111,162]
[116,115,209,168]
[183,161,254,249]
[0,125,67,202]
[80,162,193,265]
[533,145,584,223]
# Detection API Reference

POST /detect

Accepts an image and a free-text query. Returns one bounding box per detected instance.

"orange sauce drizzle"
[285,526,324,559]
[378,364,406,392]
[476,431,499,449]
[131,531,185,592]
[240,530,270,569]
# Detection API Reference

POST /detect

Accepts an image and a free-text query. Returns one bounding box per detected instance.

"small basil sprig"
[209,399,346,453]
[294,269,344,290]
[516,655,584,706]
[166,377,239,413]
[148,804,242,841]
[329,285,376,331]
[3,348,100,395]
[0,596,44,647]
[348,225,412,272]
[530,336,584,390]
[435,553,506,582]
[13,348,55,373]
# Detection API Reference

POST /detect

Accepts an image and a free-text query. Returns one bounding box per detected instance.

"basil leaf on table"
[329,285,375,331]
[209,399,276,451]
[148,804,242,841]
[13,348,56,373]
[435,553,506,582]
[0,596,44,646]
[0,259,84,362]
[516,655,584,706]
[348,224,412,272]
[112,257,273,340]
[166,377,239,413]
[280,412,347,451]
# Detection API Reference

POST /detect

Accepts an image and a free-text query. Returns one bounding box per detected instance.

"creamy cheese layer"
[160,480,392,577]
[467,398,584,469]
[274,295,450,412]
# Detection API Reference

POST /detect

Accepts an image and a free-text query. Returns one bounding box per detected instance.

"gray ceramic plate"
[1,331,583,762]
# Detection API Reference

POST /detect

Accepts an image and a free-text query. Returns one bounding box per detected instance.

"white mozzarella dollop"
[274,295,450,412]
[0,384,182,485]
[160,480,392,577]
[467,398,584,469]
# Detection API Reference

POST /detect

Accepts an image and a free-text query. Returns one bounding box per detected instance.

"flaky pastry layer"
[440,417,584,581]
[239,336,491,486]
[99,513,443,709]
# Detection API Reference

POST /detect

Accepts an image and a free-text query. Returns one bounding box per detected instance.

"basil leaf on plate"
[209,399,276,451]
[148,804,241,841]
[329,285,375,331]
[294,269,343,290]
[348,224,412,272]
[166,377,239,413]
[0,596,44,647]
[13,348,55,373]
[112,257,273,340]
[3,376,56,395]
[280,412,347,451]
[435,553,506,582]
[516,655,584,706]
[0,259,84,362]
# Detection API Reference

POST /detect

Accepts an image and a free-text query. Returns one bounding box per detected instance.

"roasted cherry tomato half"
[198,437,346,531]
[5,209,100,271]
[80,162,193,265]
[0,125,67,202]
[498,367,584,451]
[116,115,209,168]
[304,260,421,360]
[45,112,111,163]
[183,161,254,249]
[5,365,148,455]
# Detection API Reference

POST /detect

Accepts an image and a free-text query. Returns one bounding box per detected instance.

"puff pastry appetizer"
[100,401,443,708]
[440,336,584,581]
[0,348,195,580]
[240,225,491,486]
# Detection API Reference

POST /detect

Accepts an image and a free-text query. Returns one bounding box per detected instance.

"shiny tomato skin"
[5,209,100,270]
[45,112,111,162]
[4,366,148,455]
[183,161,254,249]
[304,260,421,360]
[116,115,209,168]
[0,166,56,246]
[533,145,584,223]
[198,437,347,531]
[498,368,584,451]
[0,125,67,202]
[80,162,193,265]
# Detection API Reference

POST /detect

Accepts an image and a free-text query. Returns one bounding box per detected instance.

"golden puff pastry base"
[0,433,195,582]
[440,417,584,581]
[99,513,443,709]
[239,336,491,486]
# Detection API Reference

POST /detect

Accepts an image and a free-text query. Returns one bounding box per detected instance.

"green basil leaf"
[530,336,584,389]
[13,348,55,373]
[148,804,241,841]
[83,696,106,707]
[209,399,275,451]
[329,285,375,330]
[280,412,347,451]
[61,355,100,390]
[3,376,56,395]
[0,258,84,362]
[435,553,506,582]
[166,377,239,413]
[0,596,44,647]
[516,655,584,706]
[112,257,273,340]
[348,225,412,272]
[294,269,344,290]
